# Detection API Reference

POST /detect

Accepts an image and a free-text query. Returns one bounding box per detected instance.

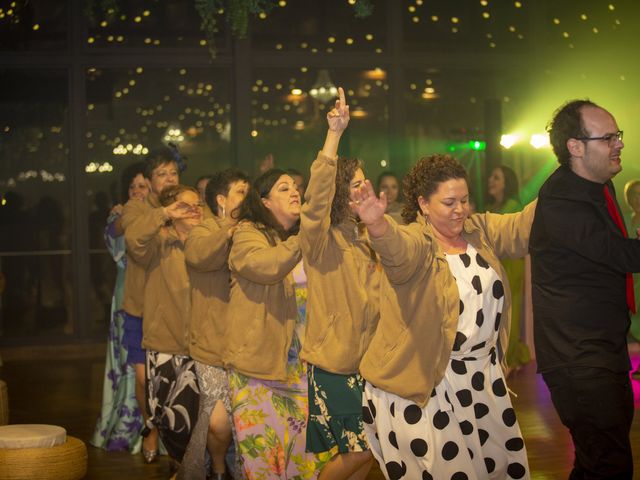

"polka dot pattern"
[410,438,429,457]
[442,441,459,461]
[404,405,422,425]
[361,244,527,480]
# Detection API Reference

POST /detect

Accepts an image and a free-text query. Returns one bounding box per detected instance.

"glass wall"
[84,66,232,334]
[0,69,73,339]
[3,0,639,345]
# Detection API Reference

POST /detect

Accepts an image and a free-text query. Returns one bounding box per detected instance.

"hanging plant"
[84,0,374,57]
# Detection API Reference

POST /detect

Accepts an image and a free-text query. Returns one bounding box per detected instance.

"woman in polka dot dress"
[352,155,537,480]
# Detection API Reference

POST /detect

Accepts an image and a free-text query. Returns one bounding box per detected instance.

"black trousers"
[542,367,634,480]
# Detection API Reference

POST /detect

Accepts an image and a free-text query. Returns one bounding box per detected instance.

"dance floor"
[0,347,638,479]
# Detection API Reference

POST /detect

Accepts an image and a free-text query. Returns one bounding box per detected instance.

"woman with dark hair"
[487,166,521,214]
[226,169,327,477]
[487,165,531,373]
[91,162,153,453]
[352,155,535,479]
[126,183,203,466]
[377,171,403,224]
[299,88,380,479]
[180,169,249,479]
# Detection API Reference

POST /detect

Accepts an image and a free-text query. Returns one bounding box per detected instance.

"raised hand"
[163,201,201,221]
[350,180,388,229]
[326,87,350,133]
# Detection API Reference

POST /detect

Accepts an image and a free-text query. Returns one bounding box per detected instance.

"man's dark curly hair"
[547,99,599,167]
[330,157,363,225]
[402,154,468,224]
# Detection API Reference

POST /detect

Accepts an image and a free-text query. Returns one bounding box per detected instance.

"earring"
[221,205,226,219]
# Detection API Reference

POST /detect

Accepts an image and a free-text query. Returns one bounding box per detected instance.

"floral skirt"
[146,351,200,462]
[229,358,330,479]
[90,308,143,452]
[306,364,369,455]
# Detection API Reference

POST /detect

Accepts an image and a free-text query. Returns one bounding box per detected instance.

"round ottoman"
[0,425,87,480]
[0,380,7,425]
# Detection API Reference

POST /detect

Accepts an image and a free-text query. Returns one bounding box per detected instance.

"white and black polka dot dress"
[363,244,530,480]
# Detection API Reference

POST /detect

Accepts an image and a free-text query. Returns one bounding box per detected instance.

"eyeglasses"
[576,130,623,146]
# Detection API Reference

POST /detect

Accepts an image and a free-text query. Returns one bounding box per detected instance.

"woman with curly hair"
[352,155,536,479]
[225,169,328,478]
[299,87,380,479]
[125,183,203,466]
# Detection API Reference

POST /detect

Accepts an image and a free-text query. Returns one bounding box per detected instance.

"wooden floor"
[0,350,639,479]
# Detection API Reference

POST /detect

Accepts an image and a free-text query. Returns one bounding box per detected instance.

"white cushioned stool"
[0,424,87,480]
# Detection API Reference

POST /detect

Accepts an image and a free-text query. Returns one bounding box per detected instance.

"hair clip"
[168,142,187,172]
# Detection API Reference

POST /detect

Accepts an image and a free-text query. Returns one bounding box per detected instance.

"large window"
[85,66,232,335]
[250,67,389,179]
[0,69,72,339]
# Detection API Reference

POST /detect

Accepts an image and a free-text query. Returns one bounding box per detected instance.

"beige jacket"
[299,152,381,374]
[126,207,191,355]
[184,217,233,366]
[359,201,537,407]
[120,195,161,317]
[226,222,301,381]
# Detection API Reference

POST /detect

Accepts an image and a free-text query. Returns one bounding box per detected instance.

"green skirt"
[306,364,370,455]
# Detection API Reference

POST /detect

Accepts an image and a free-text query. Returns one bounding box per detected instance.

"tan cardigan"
[120,195,161,317]
[299,152,381,374]
[226,222,301,381]
[184,217,232,366]
[126,207,191,355]
[359,201,537,407]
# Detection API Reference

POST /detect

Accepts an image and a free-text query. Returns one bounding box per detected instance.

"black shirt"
[529,165,640,373]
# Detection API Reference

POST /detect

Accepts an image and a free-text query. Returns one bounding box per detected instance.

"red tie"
[603,185,636,314]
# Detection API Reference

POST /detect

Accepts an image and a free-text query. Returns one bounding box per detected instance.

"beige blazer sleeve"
[229,223,301,285]
[481,199,538,259]
[300,151,338,262]
[370,216,434,285]
[124,208,166,267]
[184,218,231,272]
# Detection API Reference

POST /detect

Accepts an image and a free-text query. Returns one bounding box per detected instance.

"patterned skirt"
[228,356,330,479]
[306,364,370,455]
[145,351,200,462]
[178,362,242,479]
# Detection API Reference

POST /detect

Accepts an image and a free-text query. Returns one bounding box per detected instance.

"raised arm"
[300,87,349,261]
[229,223,301,285]
[184,218,232,272]
[352,180,429,283]
[482,199,537,259]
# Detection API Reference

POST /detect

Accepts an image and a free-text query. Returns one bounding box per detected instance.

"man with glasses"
[529,100,639,479]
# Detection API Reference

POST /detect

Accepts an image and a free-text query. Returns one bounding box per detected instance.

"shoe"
[632,367,640,380]
[142,448,158,464]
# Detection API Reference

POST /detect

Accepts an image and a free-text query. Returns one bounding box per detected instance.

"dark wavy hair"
[204,169,250,218]
[402,154,468,223]
[120,161,146,203]
[488,165,520,207]
[330,157,363,225]
[143,146,179,180]
[547,99,599,167]
[235,169,297,243]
